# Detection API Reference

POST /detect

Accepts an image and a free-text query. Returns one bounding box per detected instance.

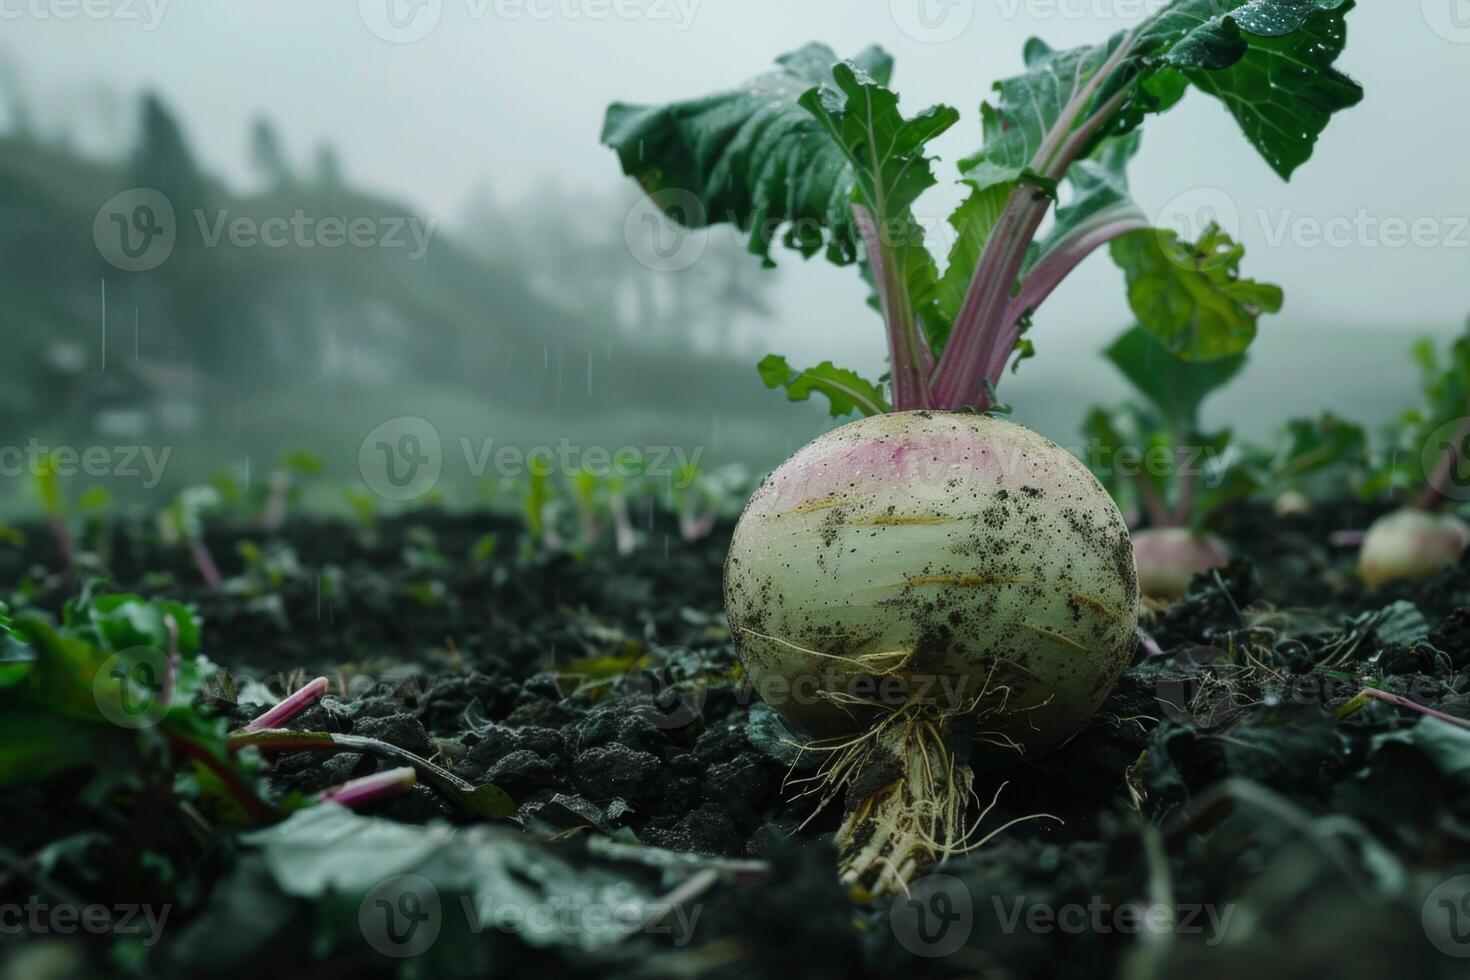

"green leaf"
[1103,324,1246,429]
[601,43,896,265]
[1109,224,1282,360]
[0,702,101,787]
[934,184,1009,331]
[757,354,890,417]
[960,0,1360,194]
[1152,0,1363,179]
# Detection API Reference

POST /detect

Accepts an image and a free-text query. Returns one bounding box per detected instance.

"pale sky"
[6,1,1468,430]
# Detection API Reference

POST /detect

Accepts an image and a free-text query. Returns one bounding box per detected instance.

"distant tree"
[249,117,293,189]
[313,143,344,191]
[131,93,208,209]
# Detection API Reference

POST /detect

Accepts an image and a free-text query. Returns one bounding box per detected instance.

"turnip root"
[723,411,1138,896]
[1359,507,1470,588]
[1132,528,1230,601]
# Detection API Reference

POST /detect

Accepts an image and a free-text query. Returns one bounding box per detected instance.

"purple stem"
[241,676,330,732]
[191,539,223,590]
[930,47,1136,410]
[1350,688,1470,733]
[317,766,417,807]
[1328,529,1366,548]
[853,203,930,410]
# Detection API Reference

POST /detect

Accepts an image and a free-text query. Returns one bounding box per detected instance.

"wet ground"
[3,499,1470,978]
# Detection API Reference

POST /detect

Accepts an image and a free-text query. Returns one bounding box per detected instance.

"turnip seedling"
[1084,325,1249,598]
[604,0,1361,894]
[1358,330,1470,586]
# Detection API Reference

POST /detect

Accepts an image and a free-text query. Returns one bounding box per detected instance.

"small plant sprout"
[608,474,637,556]
[34,451,75,571]
[523,455,564,552]
[1084,325,1250,600]
[673,461,715,543]
[262,451,323,532]
[1358,329,1470,587]
[605,0,1362,894]
[159,486,224,589]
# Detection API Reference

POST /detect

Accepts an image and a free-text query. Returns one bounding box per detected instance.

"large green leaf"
[1110,224,1282,360]
[1103,324,1246,428]
[798,61,958,390]
[757,354,890,417]
[601,43,897,266]
[963,0,1360,191]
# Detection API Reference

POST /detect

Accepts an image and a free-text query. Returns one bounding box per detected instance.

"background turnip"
[724,412,1138,895]
[1132,528,1230,602]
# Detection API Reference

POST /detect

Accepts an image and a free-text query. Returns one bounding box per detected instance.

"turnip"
[1131,528,1230,601]
[1357,334,1470,587]
[725,411,1137,893]
[1359,508,1470,589]
[603,0,1361,892]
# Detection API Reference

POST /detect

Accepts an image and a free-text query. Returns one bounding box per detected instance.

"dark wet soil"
[3,497,1470,978]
